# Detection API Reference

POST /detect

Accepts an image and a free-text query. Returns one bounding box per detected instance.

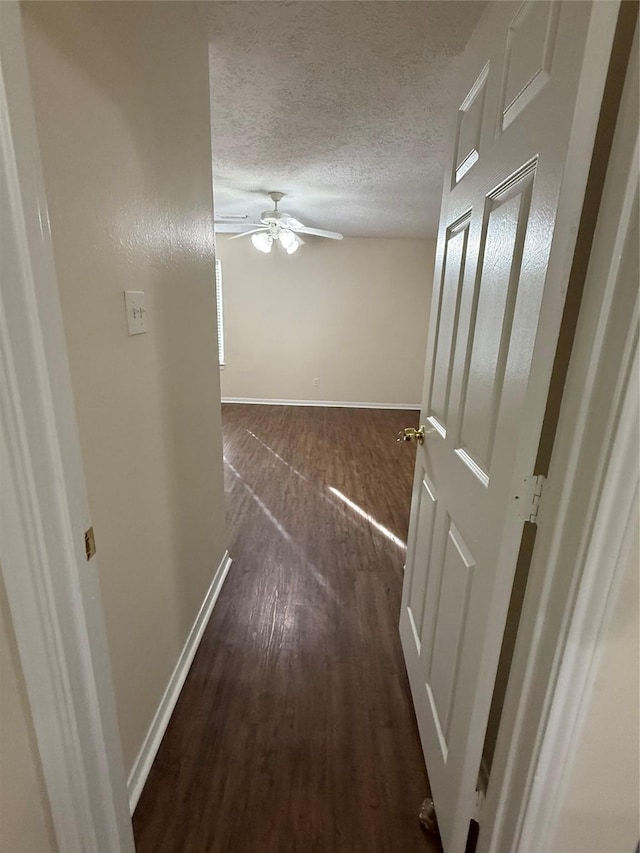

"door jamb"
[0,3,135,849]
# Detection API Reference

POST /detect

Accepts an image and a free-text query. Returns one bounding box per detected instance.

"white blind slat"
[215,258,225,366]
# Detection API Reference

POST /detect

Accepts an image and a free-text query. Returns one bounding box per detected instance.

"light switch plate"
[124,290,147,335]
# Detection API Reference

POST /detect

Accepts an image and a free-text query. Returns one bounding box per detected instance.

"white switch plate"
[124,290,147,335]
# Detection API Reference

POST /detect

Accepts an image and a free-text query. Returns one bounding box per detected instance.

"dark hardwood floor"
[133,405,440,853]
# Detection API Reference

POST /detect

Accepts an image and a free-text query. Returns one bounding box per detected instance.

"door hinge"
[513,475,546,524]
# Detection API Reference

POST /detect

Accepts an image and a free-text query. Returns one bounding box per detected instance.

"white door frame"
[1,1,636,851]
[0,3,134,850]
[480,15,638,851]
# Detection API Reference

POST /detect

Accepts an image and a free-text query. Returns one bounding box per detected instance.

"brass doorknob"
[397,425,427,445]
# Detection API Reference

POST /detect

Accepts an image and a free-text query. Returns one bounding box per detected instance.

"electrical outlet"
[312,378,320,387]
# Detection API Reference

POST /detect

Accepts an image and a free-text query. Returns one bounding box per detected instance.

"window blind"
[215,258,225,366]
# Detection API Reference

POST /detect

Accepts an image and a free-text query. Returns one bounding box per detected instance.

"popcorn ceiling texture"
[207,1,486,239]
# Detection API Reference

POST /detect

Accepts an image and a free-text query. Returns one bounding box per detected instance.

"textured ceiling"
[207,1,486,239]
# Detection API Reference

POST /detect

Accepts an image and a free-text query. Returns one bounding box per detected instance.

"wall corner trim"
[221,397,421,411]
[127,551,232,814]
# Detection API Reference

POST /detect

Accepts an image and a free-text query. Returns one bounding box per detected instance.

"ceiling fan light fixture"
[279,229,297,251]
[251,232,273,253]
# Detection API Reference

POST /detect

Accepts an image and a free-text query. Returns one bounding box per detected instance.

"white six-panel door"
[399,2,619,850]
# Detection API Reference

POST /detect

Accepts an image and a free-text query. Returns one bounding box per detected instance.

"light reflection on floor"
[244,428,308,481]
[328,486,407,551]
[224,456,336,604]
[227,431,408,555]
[224,420,409,644]
[225,457,294,544]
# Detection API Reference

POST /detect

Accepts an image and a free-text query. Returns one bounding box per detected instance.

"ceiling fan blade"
[285,217,305,230]
[215,221,262,233]
[295,226,343,240]
[227,227,267,240]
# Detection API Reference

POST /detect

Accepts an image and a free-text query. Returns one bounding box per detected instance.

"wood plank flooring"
[133,405,440,853]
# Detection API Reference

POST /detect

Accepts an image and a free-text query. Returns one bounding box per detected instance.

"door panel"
[427,521,476,758]
[428,214,471,435]
[400,3,618,850]
[457,165,535,483]
[407,474,438,645]
[454,64,490,184]
[499,1,561,132]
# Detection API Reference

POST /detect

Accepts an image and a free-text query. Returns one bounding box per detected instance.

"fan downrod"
[269,191,284,210]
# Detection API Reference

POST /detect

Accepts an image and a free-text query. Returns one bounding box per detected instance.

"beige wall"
[217,236,435,406]
[0,577,57,853]
[549,519,639,853]
[22,2,227,774]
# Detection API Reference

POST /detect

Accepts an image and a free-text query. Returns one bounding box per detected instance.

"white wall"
[217,236,435,406]
[549,518,639,853]
[22,1,227,777]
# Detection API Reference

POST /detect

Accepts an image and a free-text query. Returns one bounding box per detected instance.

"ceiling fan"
[228,192,343,254]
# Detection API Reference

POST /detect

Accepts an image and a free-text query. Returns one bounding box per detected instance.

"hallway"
[133,405,439,852]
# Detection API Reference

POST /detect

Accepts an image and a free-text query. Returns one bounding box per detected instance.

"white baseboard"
[127,550,232,814]
[221,397,420,410]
